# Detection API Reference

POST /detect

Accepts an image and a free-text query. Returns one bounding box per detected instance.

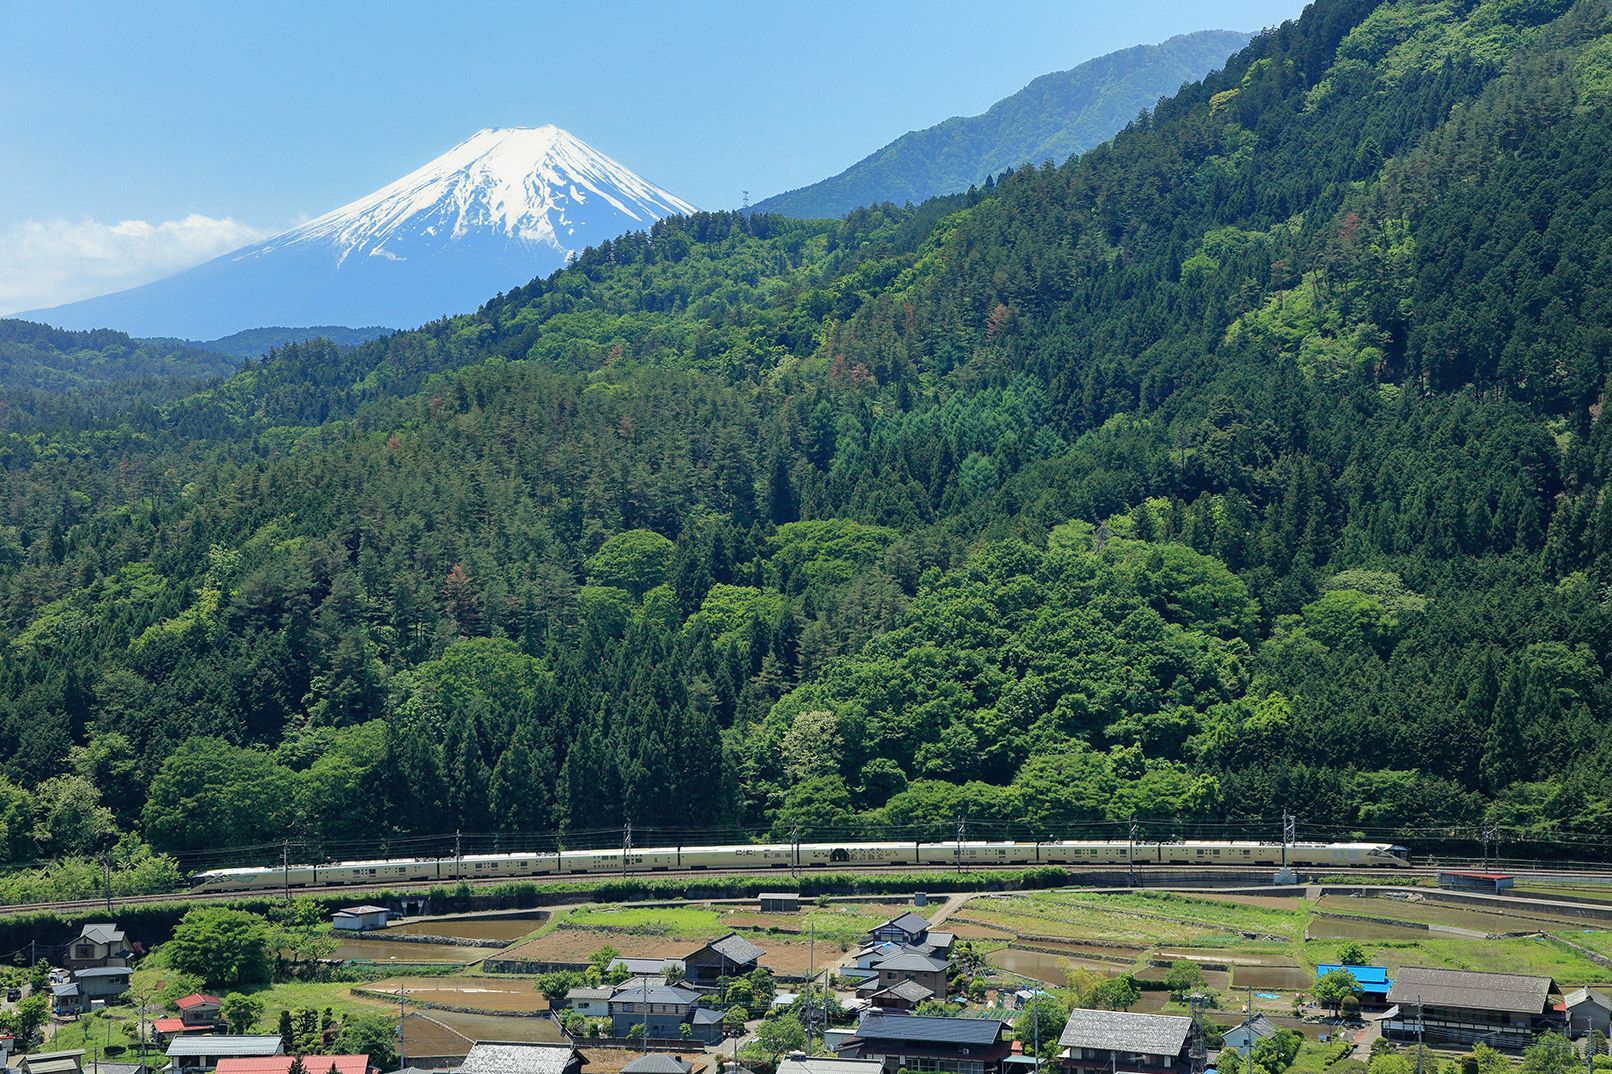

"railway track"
[9,860,1612,917]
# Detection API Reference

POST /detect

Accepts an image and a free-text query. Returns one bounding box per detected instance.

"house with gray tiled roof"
[839,1014,1011,1074]
[1057,1009,1194,1074]
[1383,967,1564,1050]
[685,933,766,987]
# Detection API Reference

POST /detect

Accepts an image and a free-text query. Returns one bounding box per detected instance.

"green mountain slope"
[0,318,238,391]
[750,29,1253,218]
[2,0,1611,890]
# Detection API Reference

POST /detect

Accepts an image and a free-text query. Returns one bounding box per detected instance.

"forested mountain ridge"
[2,0,1612,892]
[0,319,238,391]
[750,30,1254,218]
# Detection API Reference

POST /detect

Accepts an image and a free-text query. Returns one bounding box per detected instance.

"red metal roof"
[153,1018,187,1034]
[176,993,223,1009]
[217,1057,369,1074]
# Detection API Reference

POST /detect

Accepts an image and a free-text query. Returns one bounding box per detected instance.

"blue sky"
[0,0,1307,312]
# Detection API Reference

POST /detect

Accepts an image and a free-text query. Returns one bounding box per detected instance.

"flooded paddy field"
[1231,964,1313,990]
[387,915,546,942]
[332,937,490,963]
[365,976,550,1012]
[1314,894,1580,932]
[1304,916,1430,940]
[399,1008,563,1058]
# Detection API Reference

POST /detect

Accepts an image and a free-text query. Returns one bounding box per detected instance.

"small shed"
[1437,871,1514,894]
[1565,987,1612,1038]
[331,905,392,931]
[759,892,801,914]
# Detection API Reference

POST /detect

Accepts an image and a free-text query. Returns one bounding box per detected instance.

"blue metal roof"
[1317,964,1392,994]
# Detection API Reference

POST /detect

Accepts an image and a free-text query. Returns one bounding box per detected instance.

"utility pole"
[1483,824,1500,870]
[1415,994,1424,1074]
[1030,987,1041,1074]
[455,828,463,879]
[135,991,152,1074]
[102,854,113,913]
[1187,992,1206,1074]
[791,822,801,878]
[398,984,407,1073]
[1244,986,1254,1074]
[623,821,632,876]
[806,920,816,1054]
[1281,812,1295,872]
[282,840,291,902]
[1128,817,1138,889]
[956,816,966,874]
[640,974,650,1054]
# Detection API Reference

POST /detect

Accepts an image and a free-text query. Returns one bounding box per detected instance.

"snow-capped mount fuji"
[24,126,696,339]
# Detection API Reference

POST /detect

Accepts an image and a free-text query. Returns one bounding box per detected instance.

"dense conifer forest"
[3,0,1612,893]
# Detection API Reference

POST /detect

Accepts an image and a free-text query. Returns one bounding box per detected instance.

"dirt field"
[495,925,836,978]
[497,928,695,964]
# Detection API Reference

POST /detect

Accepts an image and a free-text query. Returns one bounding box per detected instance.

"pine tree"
[1481,669,1526,792]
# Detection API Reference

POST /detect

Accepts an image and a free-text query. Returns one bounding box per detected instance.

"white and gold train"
[187,839,1410,892]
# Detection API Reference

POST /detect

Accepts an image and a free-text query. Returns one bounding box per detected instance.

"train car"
[188,837,1411,892]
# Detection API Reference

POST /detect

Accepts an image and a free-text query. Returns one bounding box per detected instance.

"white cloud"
[0,214,273,315]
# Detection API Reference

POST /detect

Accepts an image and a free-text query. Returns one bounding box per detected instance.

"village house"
[1056,1009,1195,1074]
[610,957,685,978]
[562,986,615,1018]
[607,981,722,1044]
[868,913,935,947]
[1383,967,1564,1050]
[166,1035,286,1073]
[866,980,934,1012]
[684,934,766,988]
[838,1013,1012,1074]
[155,993,225,1040]
[620,1058,692,1074]
[458,1042,588,1074]
[1219,1014,1275,1058]
[51,965,131,1015]
[179,993,224,1027]
[216,1057,370,1074]
[19,1051,85,1074]
[1564,987,1612,1039]
[777,1059,883,1074]
[868,952,948,1000]
[1316,965,1393,1009]
[64,924,128,971]
[51,982,88,1017]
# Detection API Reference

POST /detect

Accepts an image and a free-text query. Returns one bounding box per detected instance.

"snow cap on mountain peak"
[254,124,695,264]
